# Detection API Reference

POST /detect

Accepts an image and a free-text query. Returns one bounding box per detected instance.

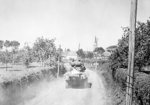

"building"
[62,51,78,62]
[106,45,117,53]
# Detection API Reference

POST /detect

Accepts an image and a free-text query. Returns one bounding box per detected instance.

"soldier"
[69,59,86,74]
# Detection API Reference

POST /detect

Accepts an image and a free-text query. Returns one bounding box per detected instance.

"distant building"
[94,51,111,60]
[93,36,98,50]
[102,51,111,60]
[106,45,117,53]
[62,51,77,61]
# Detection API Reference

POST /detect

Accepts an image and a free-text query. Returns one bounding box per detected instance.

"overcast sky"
[0,0,150,51]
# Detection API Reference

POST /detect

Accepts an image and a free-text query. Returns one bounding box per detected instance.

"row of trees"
[0,40,20,70]
[76,47,105,59]
[76,49,94,59]
[0,37,58,68]
[0,40,20,51]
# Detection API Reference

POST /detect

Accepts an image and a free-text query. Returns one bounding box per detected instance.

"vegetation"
[0,40,4,50]
[0,66,57,105]
[86,51,94,59]
[0,37,58,68]
[109,19,150,105]
[76,49,85,59]
[110,20,150,71]
[76,48,107,60]
[93,47,105,55]
[97,63,125,105]
[33,37,56,65]
[0,37,67,105]
[106,45,117,52]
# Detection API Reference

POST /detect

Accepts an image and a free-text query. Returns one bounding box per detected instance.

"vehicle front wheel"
[65,82,70,88]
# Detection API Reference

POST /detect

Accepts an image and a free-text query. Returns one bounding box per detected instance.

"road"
[24,70,107,105]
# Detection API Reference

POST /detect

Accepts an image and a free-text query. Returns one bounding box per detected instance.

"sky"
[0,0,150,51]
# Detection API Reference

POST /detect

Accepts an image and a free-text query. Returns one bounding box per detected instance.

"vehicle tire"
[88,83,92,88]
[65,82,70,88]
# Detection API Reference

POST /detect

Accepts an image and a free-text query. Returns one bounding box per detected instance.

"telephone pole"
[78,43,80,50]
[57,45,61,78]
[94,36,98,70]
[126,0,138,105]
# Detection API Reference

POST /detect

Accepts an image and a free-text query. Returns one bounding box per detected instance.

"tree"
[58,47,63,53]
[4,40,11,70]
[10,40,20,64]
[109,19,150,72]
[33,37,56,65]
[76,49,85,59]
[86,51,94,59]
[109,19,150,105]
[11,41,20,51]
[0,40,4,50]
[22,44,33,68]
[0,40,4,63]
[4,40,11,49]
[67,49,70,52]
[56,46,63,61]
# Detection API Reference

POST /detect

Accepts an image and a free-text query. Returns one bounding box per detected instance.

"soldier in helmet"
[70,59,86,72]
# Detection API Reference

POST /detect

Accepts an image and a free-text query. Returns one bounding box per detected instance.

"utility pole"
[126,0,138,105]
[94,36,98,70]
[95,52,98,70]
[78,43,80,50]
[94,36,98,50]
[57,45,61,78]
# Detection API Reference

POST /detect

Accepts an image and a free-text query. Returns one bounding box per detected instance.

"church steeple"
[94,36,98,50]
[78,43,80,50]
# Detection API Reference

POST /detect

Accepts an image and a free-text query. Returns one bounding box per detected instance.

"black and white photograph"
[0,0,149,105]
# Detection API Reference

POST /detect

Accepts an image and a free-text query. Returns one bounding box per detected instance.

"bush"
[109,19,150,105]
[114,68,127,90]
[134,73,150,105]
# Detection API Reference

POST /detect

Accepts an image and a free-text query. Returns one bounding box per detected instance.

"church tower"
[94,36,98,50]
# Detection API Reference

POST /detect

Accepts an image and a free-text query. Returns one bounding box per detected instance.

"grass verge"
[97,62,126,105]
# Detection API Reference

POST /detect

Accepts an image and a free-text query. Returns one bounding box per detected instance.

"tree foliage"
[55,46,63,62]
[4,40,11,48]
[94,47,105,54]
[0,38,57,67]
[66,48,70,52]
[109,19,150,105]
[10,40,20,51]
[109,20,150,71]
[22,45,33,67]
[76,49,85,59]
[33,37,56,63]
[0,40,4,50]
[86,51,94,59]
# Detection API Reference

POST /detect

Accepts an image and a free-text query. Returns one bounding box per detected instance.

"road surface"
[24,70,108,105]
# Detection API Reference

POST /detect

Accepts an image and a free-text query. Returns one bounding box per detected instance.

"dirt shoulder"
[96,63,125,105]
[96,70,113,105]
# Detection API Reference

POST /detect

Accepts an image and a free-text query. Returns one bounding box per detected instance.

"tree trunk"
[5,48,8,71]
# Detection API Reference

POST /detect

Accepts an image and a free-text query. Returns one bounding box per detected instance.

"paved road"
[24,70,107,105]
